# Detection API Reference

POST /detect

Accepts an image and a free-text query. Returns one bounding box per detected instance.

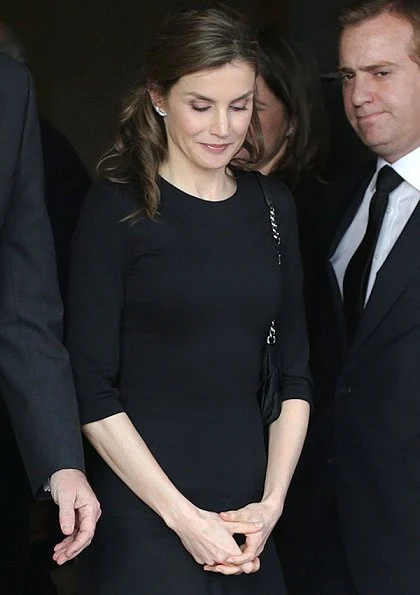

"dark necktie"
[343,165,404,341]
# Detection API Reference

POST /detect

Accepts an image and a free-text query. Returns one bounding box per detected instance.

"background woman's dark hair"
[257,26,329,188]
[99,3,262,219]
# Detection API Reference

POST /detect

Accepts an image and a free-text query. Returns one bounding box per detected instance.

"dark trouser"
[0,427,31,594]
[300,499,359,595]
[0,417,58,595]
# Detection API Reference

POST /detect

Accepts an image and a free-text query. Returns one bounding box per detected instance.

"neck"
[257,140,288,176]
[159,160,235,202]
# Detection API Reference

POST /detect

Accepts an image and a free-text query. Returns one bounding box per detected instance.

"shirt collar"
[374,146,420,193]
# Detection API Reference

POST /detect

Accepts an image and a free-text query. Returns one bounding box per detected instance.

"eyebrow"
[338,61,396,73]
[184,90,254,102]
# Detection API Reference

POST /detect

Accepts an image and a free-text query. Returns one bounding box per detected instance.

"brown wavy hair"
[99,3,263,219]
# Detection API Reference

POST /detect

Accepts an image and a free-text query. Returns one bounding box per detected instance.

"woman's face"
[238,75,290,174]
[152,60,255,175]
[255,76,291,173]
[237,76,290,174]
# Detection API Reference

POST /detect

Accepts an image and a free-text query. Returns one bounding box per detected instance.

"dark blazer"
[280,162,420,595]
[0,54,84,495]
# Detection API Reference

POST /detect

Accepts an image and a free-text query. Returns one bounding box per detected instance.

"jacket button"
[327,456,334,465]
[339,385,352,395]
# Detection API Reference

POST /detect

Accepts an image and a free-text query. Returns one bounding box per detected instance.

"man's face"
[339,12,420,162]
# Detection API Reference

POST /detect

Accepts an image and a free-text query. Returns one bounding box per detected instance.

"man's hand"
[49,468,101,565]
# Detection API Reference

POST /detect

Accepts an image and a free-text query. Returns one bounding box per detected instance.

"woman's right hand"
[168,505,264,566]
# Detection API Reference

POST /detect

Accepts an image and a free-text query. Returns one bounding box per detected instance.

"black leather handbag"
[255,173,282,425]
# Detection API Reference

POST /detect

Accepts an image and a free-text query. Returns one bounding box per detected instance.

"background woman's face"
[154,60,256,175]
[254,76,290,173]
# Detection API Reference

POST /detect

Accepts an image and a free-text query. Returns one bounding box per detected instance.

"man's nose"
[349,74,373,107]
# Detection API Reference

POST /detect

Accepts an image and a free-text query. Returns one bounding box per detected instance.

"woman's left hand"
[203,543,260,575]
[203,500,282,574]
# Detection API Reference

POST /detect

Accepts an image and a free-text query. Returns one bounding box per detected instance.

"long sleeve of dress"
[66,182,132,424]
[269,177,313,405]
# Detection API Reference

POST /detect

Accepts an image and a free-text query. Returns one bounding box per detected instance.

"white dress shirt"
[331,146,420,303]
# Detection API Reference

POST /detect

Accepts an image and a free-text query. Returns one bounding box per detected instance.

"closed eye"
[230,105,248,111]
[192,105,210,112]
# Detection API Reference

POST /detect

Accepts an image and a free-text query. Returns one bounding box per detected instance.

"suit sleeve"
[272,180,313,405]
[0,66,84,496]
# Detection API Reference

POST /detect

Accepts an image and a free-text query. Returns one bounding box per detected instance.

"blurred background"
[2,0,370,176]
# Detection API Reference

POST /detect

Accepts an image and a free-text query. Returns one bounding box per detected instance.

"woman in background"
[252,27,328,188]
[236,26,329,337]
[66,6,311,594]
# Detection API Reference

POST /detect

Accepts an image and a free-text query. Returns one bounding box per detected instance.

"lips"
[201,143,232,153]
[357,112,384,122]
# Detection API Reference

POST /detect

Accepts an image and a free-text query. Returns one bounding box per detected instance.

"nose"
[348,73,373,107]
[210,109,230,137]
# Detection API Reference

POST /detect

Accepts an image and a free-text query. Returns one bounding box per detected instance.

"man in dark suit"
[0,52,100,568]
[0,21,91,296]
[278,1,420,594]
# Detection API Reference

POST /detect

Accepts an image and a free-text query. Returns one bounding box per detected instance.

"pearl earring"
[285,126,294,138]
[153,105,167,117]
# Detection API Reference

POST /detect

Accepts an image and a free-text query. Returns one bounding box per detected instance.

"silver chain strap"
[267,203,281,345]
[268,204,281,266]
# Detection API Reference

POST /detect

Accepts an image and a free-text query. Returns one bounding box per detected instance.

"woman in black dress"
[66,5,311,594]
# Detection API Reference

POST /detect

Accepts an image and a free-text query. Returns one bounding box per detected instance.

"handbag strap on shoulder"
[253,172,281,265]
[253,172,281,344]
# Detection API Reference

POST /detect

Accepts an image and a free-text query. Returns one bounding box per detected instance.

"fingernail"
[255,522,263,528]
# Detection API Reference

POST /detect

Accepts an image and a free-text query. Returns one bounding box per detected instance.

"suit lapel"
[349,199,420,356]
[326,172,373,350]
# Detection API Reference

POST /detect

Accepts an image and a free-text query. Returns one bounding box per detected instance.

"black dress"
[66,170,312,595]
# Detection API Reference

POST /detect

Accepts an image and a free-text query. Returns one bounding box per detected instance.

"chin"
[208,154,237,169]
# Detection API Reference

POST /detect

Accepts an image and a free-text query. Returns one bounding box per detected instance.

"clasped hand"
[203,501,280,576]
[172,505,263,574]
[173,501,279,576]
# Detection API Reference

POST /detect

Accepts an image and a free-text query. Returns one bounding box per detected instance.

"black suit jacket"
[0,54,84,495]
[280,163,420,595]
